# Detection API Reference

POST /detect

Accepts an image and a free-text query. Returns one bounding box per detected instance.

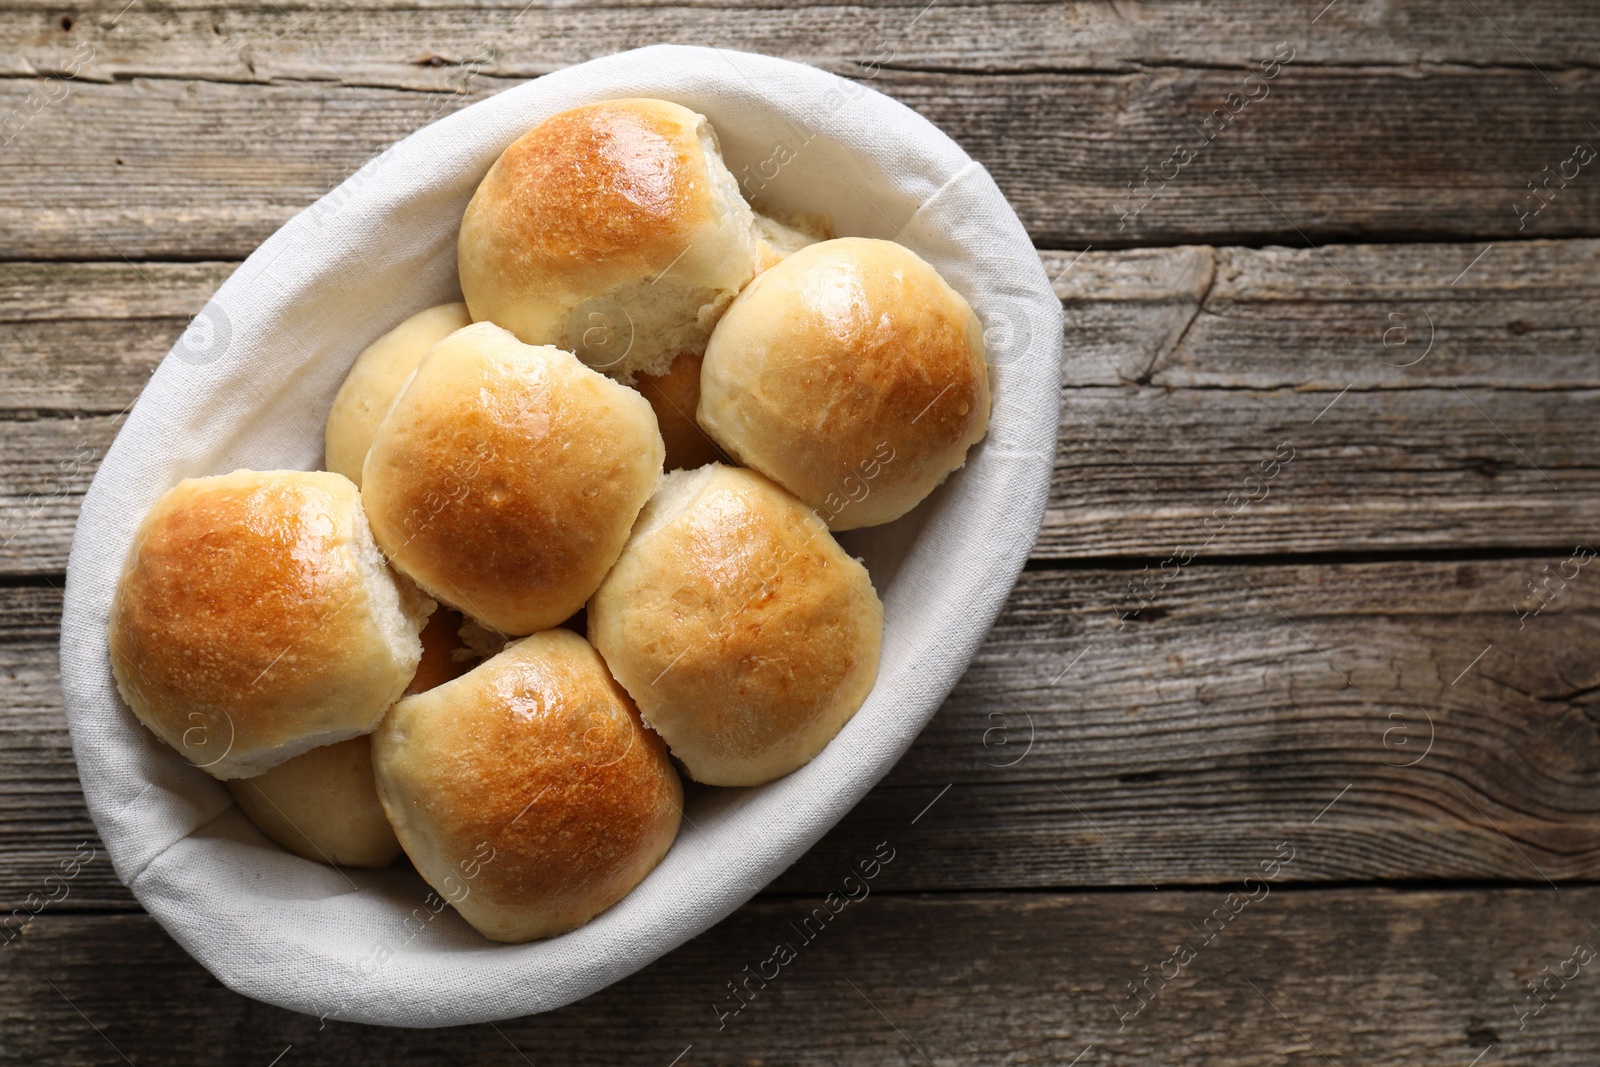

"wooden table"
[4,1,1599,1062]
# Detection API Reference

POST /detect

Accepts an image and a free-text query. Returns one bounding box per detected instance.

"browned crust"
[226,607,466,868]
[634,350,729,472]
[405,608,471,695]
[108,471,409,775]
[461,100,708,307]
[374,630,683,942]
[589,466,882,785]
[361,326,663,635]
[699,238,991,529]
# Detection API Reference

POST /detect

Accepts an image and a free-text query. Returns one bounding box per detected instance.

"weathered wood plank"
[0,582,121,908]
[7,241,1597,410]
[0,416,118,575]
[9,549,1599,908]
[9,386,1598,570]
[4,889,1597,1064]
[786,551,1600,891]
[1043,382,1600,558]
[9,0,1600,86]
[2,65,1597,258]
[0,259,232,321]
[1043,237,1600,558]
[5,239,1600,571]
[0,260,233,416]
[1054,240,1600,391]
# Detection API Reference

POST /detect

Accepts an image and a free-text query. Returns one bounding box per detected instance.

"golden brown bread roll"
[226,737,400,868]
[634,350,728,472]
[457,98,763,383]
[698,237,991,530]
[360,321,664,636]
[588,464,882,786]
[225,610,472,868]
[405,608,474,694]
[108,470,431,780]
[324,303,472,486]
[372,629,683,943]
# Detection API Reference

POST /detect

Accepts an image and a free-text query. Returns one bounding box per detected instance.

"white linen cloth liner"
[58,45,1063,1027]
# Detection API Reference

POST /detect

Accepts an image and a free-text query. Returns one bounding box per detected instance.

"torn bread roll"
[588,464,882,787]
[324,302,472,486]
[360,321,664,636]
[633,216,830,471]
[698,237,991,530]
[629,210,829,471]
[108,470,431,780]
[373,629,682,943]
[457,98,765,383]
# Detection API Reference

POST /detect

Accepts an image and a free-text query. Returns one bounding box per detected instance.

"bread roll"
[406,607,474,694]
[698,237,991,530]
[588,465,882,786]
[373,629,682,943]
[108,470,431,780]
[457,98,763,383]
[361,321,664,635]
[324,303,472,486]
[226,738,399,868]
[634,351,727,472]
[634,210,828,472]
[225,610,470,868]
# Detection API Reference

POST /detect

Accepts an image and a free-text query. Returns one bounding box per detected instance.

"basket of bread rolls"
[60,46,1062,1025]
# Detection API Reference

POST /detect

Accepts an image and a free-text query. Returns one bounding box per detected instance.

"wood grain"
[1054,240,1600,391]
[4,889,1597,1064]
[0,260,233,416]
[2,63,1598,258]
[9,240,1596,407]
[24,385,1600,573]
[1045,382,1600,558]
[7,0,1599,1058]
[786,553,1600,892]
[9,1,1600,84]
[5,239,1598,573]
[9,549,1598,908]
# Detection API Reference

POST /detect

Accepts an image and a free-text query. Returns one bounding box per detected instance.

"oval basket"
[58,44,1063,1027]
